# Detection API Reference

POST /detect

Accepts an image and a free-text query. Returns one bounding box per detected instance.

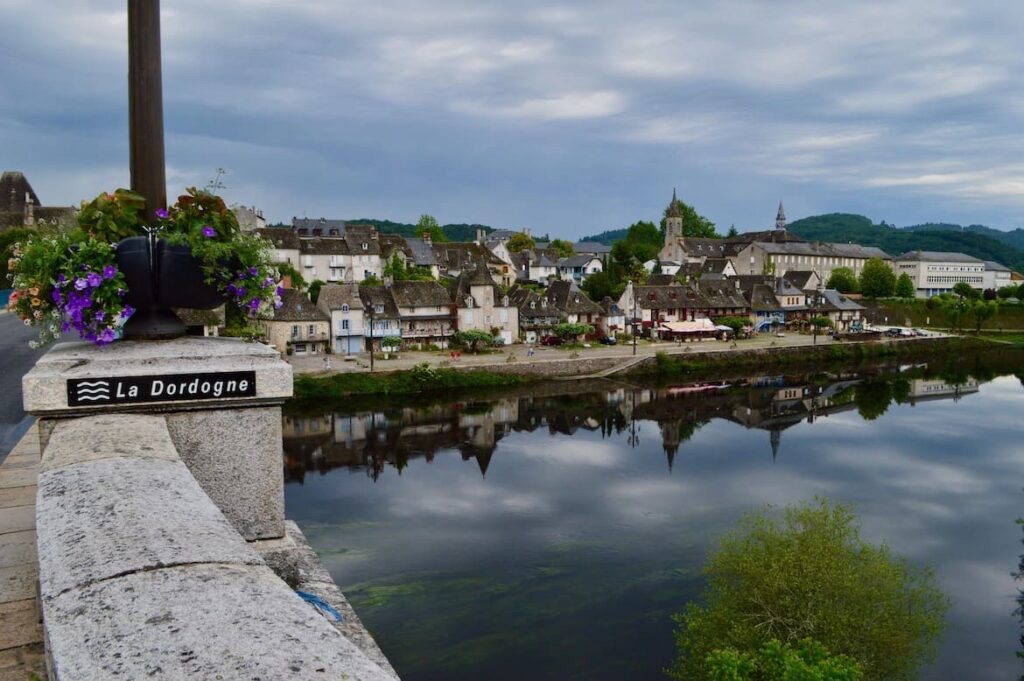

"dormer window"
[574,296,580,304]
[465,296,474,308]
[530,301,536,309]
[362,242,369,251]
[374,304,384,314]
[541,299,548,309]
[502,296,509,307]
[341,304,349,312]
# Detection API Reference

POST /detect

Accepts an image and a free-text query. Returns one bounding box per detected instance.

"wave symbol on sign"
[75,380,110,402]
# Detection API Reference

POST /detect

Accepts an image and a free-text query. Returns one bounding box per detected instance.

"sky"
[3,1,1024,239]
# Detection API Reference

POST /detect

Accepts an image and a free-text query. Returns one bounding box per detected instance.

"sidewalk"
[0,424,45,680]
[287,332,907,376]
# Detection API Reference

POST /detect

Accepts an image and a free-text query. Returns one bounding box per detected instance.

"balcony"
[288,333,330,343]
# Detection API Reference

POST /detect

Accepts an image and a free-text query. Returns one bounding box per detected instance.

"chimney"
[280,274,293,289]
[383,273,393,286]
[422,231,432,245]
[476,229,484,245]
[24,194,34,226]
[371,227,379,240]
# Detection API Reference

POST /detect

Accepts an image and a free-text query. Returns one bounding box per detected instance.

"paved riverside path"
[0,313,49,461]
[0,424,45,679]
[288,331,945,377]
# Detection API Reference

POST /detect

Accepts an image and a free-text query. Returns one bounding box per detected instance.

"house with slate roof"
[450,268,519,345]
[262,289,330,355]
[510,248,561,284]
[358,285,402,351]
[507,285,562,343]
[316,283,365,354]
[0,171,77,231]
[556,254,603,283]
[389,281,457,348]
[546,280,603,332]
[894,250,986,298]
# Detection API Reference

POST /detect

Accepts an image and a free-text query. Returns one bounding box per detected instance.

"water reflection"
[282,352,1024,681]
[283,371,981,483]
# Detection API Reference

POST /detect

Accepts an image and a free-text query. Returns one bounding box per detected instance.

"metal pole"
[128,0,167,221]
[632,296,637,356]
[368,308,374,372]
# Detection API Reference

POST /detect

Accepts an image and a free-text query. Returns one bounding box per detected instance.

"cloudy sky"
[3,1,1023,237]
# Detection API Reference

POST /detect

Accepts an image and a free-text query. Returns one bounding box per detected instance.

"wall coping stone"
[23,337,292,416]
[37,414,394,680]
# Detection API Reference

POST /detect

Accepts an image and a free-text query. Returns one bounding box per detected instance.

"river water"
[283,351,1024,680]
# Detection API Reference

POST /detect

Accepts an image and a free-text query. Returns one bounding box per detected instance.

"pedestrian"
[324,355,331,371]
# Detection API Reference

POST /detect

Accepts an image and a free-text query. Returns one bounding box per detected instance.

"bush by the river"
[293,362,528,399]
[668,498,949,681]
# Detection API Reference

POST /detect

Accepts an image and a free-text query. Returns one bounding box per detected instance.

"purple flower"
[57,274,67,284]
[249,298,261,311]
[249,266,259,277]
[102,265,117,280]
[276,286,285,297]
[155,208,169,219]
[86,272,102,288]
[51,289,63,305]
[61,322,70,333]
[99,328,116,344]
[122,305,135,319]
[74,278,88,291]
[202,225,216,238]
[95,310,105,322]
[235,286,247,298]
[226,283,237,296]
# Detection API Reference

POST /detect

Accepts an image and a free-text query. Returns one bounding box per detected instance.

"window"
[291,325,299,338]
[375,304,384,314]
[308,325,315,335]
[341,320,349,331]
[341,304,349,312]
[362,242,368,250]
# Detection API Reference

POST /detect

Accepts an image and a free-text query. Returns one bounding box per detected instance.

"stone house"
[389,281,457,349]
[545,280,603,333]
[174,306,225,337]
[507,285,562,343]
[817,289,864,332]
[450,268,519,345]
[510,248,561,284]
[316,283,364,355]
[358,285,402,351]
[598,297,626,337]
[0,171,77,231]
[262,289,330,355]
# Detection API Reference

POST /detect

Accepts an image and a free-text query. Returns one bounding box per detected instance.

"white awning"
[659,319,717,333]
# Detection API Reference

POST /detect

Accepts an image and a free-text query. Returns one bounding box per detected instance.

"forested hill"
[578,227,629,245]
[346,219,494,242]
[901,222,1024,251]
[787,213,1024,272]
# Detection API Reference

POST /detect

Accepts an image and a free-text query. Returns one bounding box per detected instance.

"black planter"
[115,235,223,340]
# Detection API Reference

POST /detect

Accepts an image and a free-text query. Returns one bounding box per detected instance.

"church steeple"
[775,201,786,231]
[665,188,684,240]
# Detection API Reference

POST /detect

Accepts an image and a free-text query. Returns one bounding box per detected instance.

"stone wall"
[36,413,396,680]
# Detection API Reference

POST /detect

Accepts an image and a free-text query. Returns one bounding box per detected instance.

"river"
[283,350,1024,680]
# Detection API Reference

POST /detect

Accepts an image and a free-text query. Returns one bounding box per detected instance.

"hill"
[346,219,494,242]
[577,227,629,245]
[902,222,1024,251]
[787,213,1024,273]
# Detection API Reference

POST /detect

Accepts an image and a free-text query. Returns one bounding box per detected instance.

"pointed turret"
[665,188,684,241]
[775,201,786,230]
[770,428,781,460]
[666,188,683,219]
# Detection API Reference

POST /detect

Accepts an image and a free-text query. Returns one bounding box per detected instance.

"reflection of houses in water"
[908,378,979,402]
[283,371,985,481]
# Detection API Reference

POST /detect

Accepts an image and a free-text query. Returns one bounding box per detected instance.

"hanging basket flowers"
[6,186,283,347]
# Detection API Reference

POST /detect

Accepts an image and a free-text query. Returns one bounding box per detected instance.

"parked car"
[540,335,564,346]
[598,336,618,346]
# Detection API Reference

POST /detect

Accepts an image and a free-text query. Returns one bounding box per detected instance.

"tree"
[553,322,594,340]
[858,258,896,298]
[713,316,749,335]
[384,253,406,281]
[506,232,536,253]
[307,279,326,304]
[935,292,968,332]
[811,315,833,329]
[452,329,496,353]
[855,379,892,420]
[971,299,998,333]
[550,239,574,258]
[952,281,980,300]
[276,261,307,291]
[726,224,739,238]
[895,272,916,299]
[416,214,447,243]
[661,196,717,238]
[826,267,858,293]
[706,639,862,681]
[669,498,948,681]
[997,285,1019,300]
[581,270,623,302]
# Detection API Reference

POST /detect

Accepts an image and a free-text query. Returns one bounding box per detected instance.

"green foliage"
[952,281,980,300]
[858,257,896,298]
[727,224,739,238]
[895,272,916,299]
[308,279,326,304]
[997,285,1019,300]
[415,214,448,243]
[76,189,148,242]
[787,213,1024,272]
[553,322,595,339]
[810,315,833,329]
[343,217,487,242]
[971,299,998,333]
[581,270,624,302]
[854,379,892,420]
[276,261,307,290]
[1,227,34,284]
[714,316,749,334]
[706,638,862,681]
[506,232,537,253]
[826,267,858,293]
[934,293,969,332]
[577,227,628,245]
[452,329,497,352]
[550,239,574,258]
[669,498,949,681]
[662,196,718,238]
[380,335,402,349]
[292,366,527,399]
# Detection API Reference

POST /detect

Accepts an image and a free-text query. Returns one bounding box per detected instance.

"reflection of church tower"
[770,428,781,460]
[775,202,786,231]
[666,188,684,240]
[661,420,681,471]
[476,449,493,478]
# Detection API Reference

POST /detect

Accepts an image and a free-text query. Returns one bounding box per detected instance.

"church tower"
[775,201,786,231]
[665,188,683,240]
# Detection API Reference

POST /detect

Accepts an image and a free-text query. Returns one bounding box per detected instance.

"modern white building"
[894,251,987,297]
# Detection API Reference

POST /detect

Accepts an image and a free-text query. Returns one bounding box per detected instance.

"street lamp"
[813,283,825,345]
[632,294,639,356]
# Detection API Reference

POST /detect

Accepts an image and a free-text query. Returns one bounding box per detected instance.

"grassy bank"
[866,299,1024,330]
[293,362,531,402]
[634,336,996,379]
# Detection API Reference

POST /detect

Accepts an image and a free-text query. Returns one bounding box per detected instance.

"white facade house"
[643,260,682,276]
[894,251,987,297]
[983,261,1013,292]
[452,268,519,345]
[257,228,384,283]
[556,255,603,283]
[316,284,365,355]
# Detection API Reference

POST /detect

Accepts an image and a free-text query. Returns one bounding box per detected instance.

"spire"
[775,201,786,230]
[770,428,781,460]
[666,188,683,219]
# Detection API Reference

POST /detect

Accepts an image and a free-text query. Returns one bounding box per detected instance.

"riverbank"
[292,334,995,401]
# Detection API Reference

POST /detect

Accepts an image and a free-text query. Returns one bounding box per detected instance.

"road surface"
[0,313,51,459]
